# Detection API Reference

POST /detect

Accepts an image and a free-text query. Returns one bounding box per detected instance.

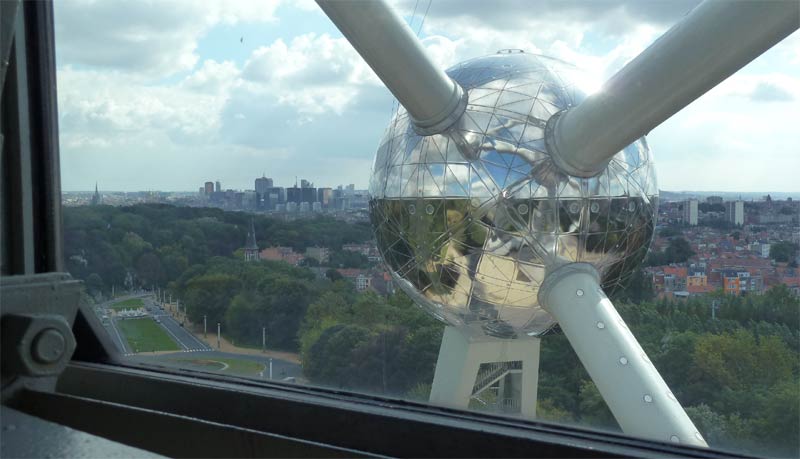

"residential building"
[725,200,744,226]
[683,199,698,226]
[260,247,304,266]
[305,246,330,263]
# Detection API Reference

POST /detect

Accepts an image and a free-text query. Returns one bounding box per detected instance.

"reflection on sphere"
[369,52,658,339]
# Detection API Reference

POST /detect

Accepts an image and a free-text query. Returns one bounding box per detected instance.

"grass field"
[109,298,145,310]
[169,357,265,377]
[117,318,180,352]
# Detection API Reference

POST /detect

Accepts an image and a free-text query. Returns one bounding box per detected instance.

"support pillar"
[429,326,540,418]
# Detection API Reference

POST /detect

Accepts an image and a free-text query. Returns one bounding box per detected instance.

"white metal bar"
[547,0,800,177]
[539,263,707,447]
[316,0,465,134]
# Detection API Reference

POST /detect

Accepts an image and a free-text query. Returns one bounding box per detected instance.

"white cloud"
[55,0,798,192]
[54,0,280,77]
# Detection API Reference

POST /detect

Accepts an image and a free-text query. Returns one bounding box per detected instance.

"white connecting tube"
[316,0,466,135]
[547,0,800,177]
[539,263,707,447]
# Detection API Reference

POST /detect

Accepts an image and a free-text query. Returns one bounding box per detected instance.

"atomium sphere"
[369,51,658,339]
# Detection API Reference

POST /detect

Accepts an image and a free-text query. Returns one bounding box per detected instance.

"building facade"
[725,200,744,226]
[683,199,698,226]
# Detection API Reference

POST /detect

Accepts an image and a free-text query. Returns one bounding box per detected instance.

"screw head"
[31,328,66,364]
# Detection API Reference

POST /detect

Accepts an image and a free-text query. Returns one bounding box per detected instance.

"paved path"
[142,296,211,353]
[128,350,302,381]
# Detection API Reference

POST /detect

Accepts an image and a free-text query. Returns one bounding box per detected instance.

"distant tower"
[683,199,698,226]
[243,219,260,262]
[91,183,101,205]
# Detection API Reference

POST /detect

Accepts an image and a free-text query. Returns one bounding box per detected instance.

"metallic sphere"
[369,51,658,339]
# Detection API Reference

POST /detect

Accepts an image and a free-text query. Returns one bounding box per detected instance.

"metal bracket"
[1,273,82,399]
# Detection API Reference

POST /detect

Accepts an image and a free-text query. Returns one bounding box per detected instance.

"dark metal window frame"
[0,2,754,457]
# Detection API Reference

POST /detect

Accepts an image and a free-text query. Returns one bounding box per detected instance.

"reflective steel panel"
[370,52,658,339]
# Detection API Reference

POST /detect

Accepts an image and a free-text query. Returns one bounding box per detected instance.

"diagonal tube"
[316,0,466,135]
[546,0,800,177]
[539,263,707,446]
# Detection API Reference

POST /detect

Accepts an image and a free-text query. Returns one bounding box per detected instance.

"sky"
[54,0,800,193]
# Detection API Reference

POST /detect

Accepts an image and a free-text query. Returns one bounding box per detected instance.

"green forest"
[64,204,799,457]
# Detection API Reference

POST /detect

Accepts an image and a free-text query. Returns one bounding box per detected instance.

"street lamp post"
[262,327,266,353]
[204,315,207,338]
[269,358,273,380]
[217,323,221,349]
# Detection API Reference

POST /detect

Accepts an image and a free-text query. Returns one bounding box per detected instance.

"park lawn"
[117,318,179,352]
[109,298,145,310]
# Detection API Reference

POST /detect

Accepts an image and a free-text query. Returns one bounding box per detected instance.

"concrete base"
[429,326,540,418]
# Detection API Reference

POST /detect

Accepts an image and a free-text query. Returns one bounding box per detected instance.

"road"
[142,296,211,353]
[129,350,302,381]
[98,293,211,354]
[97,293,301,380]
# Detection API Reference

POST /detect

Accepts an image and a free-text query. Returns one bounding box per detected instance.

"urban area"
[61,178,800,457]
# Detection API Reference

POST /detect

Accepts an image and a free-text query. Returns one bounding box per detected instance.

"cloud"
[749,82,796,102]
[55,0,799,193]
[54,0,280,77]
[57,64,230,148]
[400,0,700,28]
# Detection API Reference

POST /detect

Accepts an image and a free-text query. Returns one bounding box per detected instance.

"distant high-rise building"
[300,179,313,188]
[255,175,273,194]
[301,187,316,204]
[725,200,744,226]
[243,219,260,262]
[264,187,285,210]
[683,199,698,226]
[91,183,101,205]
[215,181,221,193]
[204,181,214,195]
[706,196,723,204]
[198,187,205,196]
[287,186,302,204]
[317,188,333,207]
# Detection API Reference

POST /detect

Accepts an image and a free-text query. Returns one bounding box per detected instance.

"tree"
[665,237,694,263]
[325,268,343,282]
[184,273,240,326]
[136,252,165,287]
[303,324,371,388]
[769,241,799,263]
[85,273,104,295]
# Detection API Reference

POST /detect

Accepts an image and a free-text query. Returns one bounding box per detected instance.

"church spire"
[91,182,101,205]
[243,218,259,262]
[246,218,258,250]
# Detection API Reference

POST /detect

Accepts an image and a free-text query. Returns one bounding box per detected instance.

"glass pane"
[55,2,799,457]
